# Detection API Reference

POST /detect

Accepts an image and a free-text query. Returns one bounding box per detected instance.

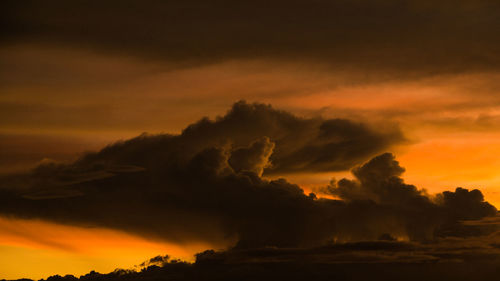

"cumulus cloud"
[74,101,403,174]
[318,153,498,240]
[0,102,496,249]
[228,137,274,176]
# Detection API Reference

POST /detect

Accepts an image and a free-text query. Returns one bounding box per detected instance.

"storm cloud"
[70,101,404,174]
[0,102,496,249]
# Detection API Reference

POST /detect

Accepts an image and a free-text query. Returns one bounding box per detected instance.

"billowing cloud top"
[72,101,404,174]
[0,102,496,249]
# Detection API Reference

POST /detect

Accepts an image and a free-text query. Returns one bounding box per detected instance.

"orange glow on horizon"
[0,217,222,280]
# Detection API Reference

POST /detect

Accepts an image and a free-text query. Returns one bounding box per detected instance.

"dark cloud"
[0,102,496,249]
[324,153,423,204]
[19,238,500,281]
[2,0,500,77]
[138,255,171,268]
[76,101,404,174]
[437,187,498,220]
[318,153,498,239]
[228,137,274,176]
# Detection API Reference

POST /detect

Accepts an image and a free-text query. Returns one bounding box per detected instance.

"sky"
[1,1,500,280]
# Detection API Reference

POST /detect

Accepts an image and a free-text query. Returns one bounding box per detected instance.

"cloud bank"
[21,236,500,281]
[0,102,496,249]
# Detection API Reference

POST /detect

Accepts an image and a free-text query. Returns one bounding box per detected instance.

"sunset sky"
[1,1,500,280]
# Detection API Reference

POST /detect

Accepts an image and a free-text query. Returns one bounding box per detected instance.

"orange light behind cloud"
[398,132,500,208]
[0,217,219,280]
[2,46,500,280]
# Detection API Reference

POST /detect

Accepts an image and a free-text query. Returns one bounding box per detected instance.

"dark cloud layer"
[0,102,496,249]
[13,238,500,281]
[2,0,500,76]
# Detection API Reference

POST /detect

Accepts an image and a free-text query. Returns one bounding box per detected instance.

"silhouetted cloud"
[138,255,171,268]
[0,102,496,249]
[317,153,498,240]
[323,153,497,221]
[72,101,403,174]
[15,237,500,281]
